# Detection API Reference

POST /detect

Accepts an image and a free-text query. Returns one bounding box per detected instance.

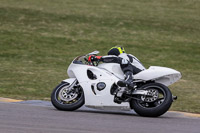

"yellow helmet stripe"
[110,46,125,54]
[117,47,123,54]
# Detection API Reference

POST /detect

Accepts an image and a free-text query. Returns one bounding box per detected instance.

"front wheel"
[51,81,84,111]
[130,83,173,117]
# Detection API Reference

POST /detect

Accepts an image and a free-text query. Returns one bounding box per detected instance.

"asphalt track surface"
[0,100,200,133]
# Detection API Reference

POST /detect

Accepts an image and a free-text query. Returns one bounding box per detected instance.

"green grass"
[0,0,200,113]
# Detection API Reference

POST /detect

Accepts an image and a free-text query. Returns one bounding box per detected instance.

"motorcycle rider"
[88,46,146,89]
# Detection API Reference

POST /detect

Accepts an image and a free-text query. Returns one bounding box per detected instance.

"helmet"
[108,46,126,56]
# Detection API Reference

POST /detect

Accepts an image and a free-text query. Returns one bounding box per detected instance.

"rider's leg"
[117,63,142,88]
[117,71,136,88]
[117,62,134,88]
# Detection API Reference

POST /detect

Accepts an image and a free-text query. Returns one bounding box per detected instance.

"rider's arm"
[88,54,133,65]
[88,55,121,64]
[101,55,122,64]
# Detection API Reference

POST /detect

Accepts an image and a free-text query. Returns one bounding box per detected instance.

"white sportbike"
[51,51,181,117]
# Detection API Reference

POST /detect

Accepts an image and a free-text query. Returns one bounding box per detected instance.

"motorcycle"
[51,51,181,117]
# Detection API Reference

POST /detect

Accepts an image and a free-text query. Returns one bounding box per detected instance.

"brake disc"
[59,86,78,102]
[141,89,159,102]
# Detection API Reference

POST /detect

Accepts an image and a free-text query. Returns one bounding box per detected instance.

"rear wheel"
[130,83,173,117]
[51,81,84,111]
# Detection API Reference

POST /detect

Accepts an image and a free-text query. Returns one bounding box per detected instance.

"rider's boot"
[114,71,136,104]
[117,71,136,90]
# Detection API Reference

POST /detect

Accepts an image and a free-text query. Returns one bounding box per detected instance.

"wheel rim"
[55,83,83,105]
[137,85,166,109]
[59,86,78,102]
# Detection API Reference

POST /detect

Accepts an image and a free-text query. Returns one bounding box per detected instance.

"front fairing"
[66,59,130,107]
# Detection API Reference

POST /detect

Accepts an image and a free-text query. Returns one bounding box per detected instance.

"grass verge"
[0,0,199,113]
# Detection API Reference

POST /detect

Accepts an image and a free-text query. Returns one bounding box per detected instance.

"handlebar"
[73,51,100,66]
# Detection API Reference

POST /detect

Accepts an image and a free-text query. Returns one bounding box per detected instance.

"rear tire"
[130,83,173,117]
[51,82,84,111]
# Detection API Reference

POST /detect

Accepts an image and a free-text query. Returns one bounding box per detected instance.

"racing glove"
[88,55,102,62]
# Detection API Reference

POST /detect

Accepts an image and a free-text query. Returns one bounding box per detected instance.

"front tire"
[51,81,84,111]
[130,83,173,117]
